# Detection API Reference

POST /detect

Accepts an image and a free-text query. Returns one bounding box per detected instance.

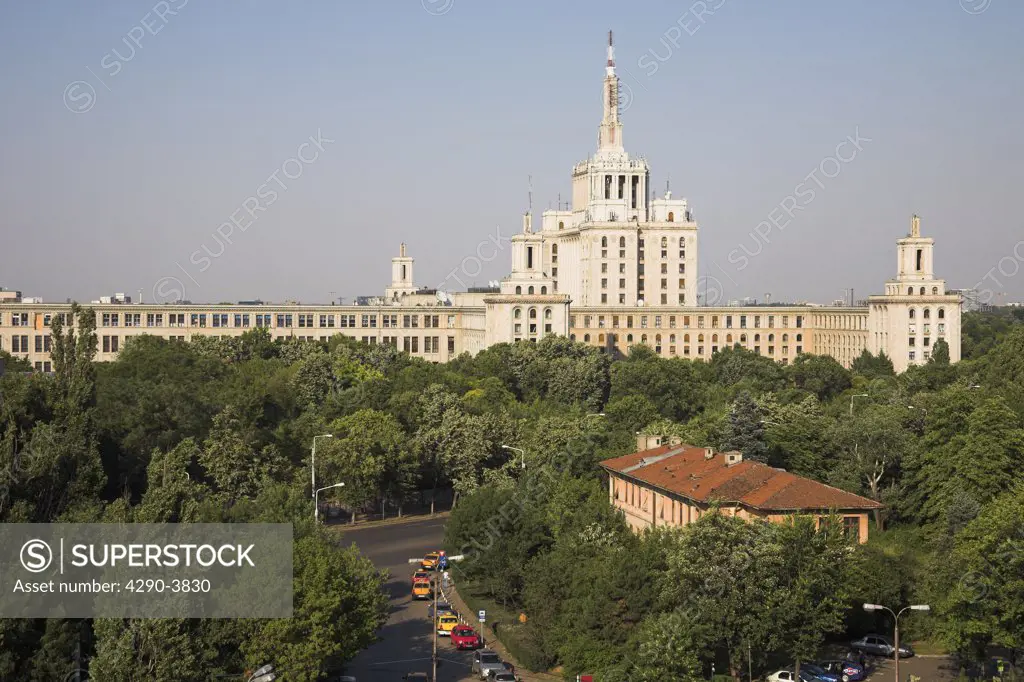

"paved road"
[339,517,480,682]
[861,654,959,681]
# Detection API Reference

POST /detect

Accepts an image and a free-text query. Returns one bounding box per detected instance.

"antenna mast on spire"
[528,175,533,213]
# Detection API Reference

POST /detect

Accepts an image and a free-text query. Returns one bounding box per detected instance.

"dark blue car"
[815,660,866,682]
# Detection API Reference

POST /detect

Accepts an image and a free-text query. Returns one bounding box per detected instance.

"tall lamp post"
[311,434,333,499]
[862,603,930,682]
[850,393,869,416]
[501,444,526,469]
[315,482,344,523]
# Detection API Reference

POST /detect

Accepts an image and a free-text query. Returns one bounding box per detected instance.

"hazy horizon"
[2,0,1022,307]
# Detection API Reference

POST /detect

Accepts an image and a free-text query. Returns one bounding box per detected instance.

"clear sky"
[1,0,1022,306]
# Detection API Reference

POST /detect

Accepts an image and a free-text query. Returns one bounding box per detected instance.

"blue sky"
[1,0,1021,305]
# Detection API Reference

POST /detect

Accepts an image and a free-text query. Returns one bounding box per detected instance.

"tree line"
[0,307,1022,679]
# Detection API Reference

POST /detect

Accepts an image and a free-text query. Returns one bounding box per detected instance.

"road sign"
[478,609,486,623]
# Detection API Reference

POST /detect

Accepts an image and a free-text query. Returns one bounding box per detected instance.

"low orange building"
[599,436,881,543]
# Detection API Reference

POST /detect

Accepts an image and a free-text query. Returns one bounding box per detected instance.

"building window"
[668,211,674,222]
[909,309,915,319]
[515,286,522,294]
[362,314,377,328]
[448,336,456,353]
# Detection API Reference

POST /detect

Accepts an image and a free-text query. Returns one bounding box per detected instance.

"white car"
[767,670,817,682]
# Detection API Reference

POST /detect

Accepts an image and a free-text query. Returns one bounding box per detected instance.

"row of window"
[907,308,946,320]
[572,313,803,330]
[574,336,801,360]
[0,312,74,327]
[5,332,459,357]
[601,263,687,275]
[90,312,456,329]
[599,236,690,249]
[575,331,801,345]
[1,335,51,353]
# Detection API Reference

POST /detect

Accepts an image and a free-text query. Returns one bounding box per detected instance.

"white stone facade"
[0,34,960,373]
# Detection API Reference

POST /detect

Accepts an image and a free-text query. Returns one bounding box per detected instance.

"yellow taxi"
[436,613,460,636]
[412,581,431,600]
[421,552,440,570]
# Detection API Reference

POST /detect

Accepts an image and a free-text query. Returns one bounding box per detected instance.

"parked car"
[767,669,820,682]
[436,613,460,636]
[427,602,454,619]
[816,659,865,681]
[486,671,516,682]
[801,663,840,681]
[850,634,913,658]
[471,649,505,679]
[450,625,482,650]
[421,552,440,570]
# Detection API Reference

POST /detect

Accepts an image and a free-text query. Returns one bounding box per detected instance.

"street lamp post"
[315,482,344,523]
[862,603,930,682]
[850,393,869,416]
[501,444,526,469]
[311,434,333,499]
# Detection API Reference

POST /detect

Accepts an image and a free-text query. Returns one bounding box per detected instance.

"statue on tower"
[911,214,921,237]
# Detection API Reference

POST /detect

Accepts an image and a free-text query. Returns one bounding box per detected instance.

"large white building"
[0,34,959,374]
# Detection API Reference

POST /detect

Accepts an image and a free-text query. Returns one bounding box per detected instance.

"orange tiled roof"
[600,445,881,511]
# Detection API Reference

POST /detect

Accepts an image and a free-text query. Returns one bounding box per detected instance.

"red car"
[449,624,481,650]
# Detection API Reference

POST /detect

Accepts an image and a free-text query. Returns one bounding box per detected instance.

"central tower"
[598,30,624,155]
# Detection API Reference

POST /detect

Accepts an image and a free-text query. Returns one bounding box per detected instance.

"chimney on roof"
[724,451,743,466]
[636,433,665,451]
[704,448,715,460]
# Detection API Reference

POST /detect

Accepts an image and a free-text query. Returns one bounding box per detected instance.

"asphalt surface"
[339,517,481,682]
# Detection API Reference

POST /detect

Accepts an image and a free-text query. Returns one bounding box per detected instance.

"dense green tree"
[619,610,703,682]
[773,516,852,678]
[709,345,787,395]
[936,486,1024,662]
[829,404,910,514]
[788,354,853,401]
[659,512,782,678]
[323,409,411,511]
[610,355,706,422]
[907,397,1024,524]
[721,391,767,462]
[603,394,660,433]
[762,395,833,477]
[199,405,287,497]
[851,349,896,378]
[244,535,388,681]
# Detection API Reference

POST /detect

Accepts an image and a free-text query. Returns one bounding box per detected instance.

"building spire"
[598,30,624,153]
[606,30,615,74]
